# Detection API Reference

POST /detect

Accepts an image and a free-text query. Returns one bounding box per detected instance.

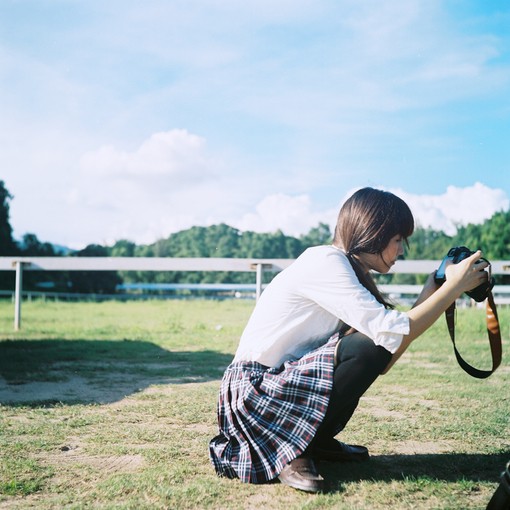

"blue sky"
[1,0,509,249]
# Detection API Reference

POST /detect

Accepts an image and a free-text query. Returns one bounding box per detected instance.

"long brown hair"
[334,187,414,308]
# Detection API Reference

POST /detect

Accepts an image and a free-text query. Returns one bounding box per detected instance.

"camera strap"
[445,291,502,378]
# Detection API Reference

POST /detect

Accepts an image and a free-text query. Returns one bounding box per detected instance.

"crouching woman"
[208,187,489,493]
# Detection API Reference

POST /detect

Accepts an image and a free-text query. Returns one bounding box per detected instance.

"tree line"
[1,180,509,294]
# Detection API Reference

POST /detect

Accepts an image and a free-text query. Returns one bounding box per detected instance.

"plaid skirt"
[208,334,339,484]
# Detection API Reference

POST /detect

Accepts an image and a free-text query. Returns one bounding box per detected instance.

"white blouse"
[233,245,410,368]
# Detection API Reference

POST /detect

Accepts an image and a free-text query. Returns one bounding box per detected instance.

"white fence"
[1,256,509,330]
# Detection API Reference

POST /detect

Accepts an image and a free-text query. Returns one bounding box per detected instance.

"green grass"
[0,299,508,509]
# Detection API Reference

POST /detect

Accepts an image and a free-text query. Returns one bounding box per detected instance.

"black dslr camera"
[435,246,494,302]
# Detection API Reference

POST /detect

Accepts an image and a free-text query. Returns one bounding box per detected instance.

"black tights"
[309,332,392,448]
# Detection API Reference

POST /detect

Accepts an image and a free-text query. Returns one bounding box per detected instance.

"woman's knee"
[331,333,392,402]
[337,332,392,372]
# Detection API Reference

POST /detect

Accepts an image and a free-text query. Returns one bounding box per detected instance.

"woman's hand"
[443,250,489,296]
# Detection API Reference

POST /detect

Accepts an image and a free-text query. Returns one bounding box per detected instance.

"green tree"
[454,210,510,260]
[21,233,56,256]
[454,210,510,284]
[68,244,120,294]
[0,181,18,290]
[300,223,332,248]
[0,181,18,256]
[109,239,139,284]
[406,228,453,260]
[19,233,69,291]
[109,239,136,257]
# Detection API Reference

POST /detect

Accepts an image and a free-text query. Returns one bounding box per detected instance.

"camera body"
[435,246,494,302]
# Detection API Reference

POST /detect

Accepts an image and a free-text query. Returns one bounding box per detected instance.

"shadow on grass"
[0,338,232,406]
[322,452,510,490]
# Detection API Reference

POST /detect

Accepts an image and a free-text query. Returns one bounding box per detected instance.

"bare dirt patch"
[35,436,145,475]
[0,366,205,405]
[0,374,140,405]
[44,447,145,474]
[393,440,455,455]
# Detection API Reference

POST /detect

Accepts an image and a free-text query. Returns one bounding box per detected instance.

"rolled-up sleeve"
[359,309,410,353]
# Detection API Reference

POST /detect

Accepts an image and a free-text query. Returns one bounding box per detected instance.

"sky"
[1,0,509,250]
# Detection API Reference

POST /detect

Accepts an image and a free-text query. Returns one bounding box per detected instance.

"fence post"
[255,263,263,301]
[13,260,24,331]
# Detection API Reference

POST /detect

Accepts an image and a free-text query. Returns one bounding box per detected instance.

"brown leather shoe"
[277,456,324,493]
[312,438,369,462]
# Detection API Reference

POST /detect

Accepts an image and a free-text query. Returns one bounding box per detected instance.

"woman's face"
[355,234,405,274]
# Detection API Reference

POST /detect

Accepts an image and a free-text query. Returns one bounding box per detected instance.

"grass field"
[0,299,508,509]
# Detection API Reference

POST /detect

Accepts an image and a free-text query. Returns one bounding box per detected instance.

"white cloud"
[80,130,209,178]
[232,193,338,237]
[387,183,510,235]
[69,129,224,217]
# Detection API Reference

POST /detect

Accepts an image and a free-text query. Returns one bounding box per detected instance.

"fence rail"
[1,256,509,330]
